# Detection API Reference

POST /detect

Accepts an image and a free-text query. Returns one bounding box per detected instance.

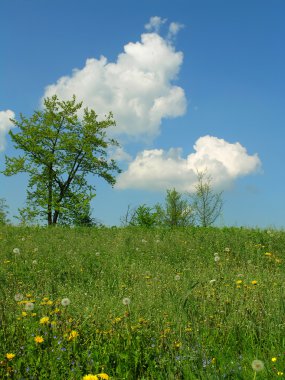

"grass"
[0,225,285,379]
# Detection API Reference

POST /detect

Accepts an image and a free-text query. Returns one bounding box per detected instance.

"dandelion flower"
[271,357,277,362]
[251,359,264,372]
[251,280,258,285]
[6,353,15,360]
[40,316,50,324]
[122,297,131,306]
[25,302,35,311]
[277,372,284,376]
[34,336,44,344]
[97,374,110,380]
[14,293,23,302]
[68,330,79,340]
[61,298,71,307]
[82,375,99,380]
[236,280,243,285]
[13,248,20,254]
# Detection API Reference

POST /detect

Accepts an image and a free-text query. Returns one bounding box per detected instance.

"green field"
[1,226,285,379]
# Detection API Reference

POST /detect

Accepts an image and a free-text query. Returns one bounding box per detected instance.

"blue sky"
[1,0,285,228]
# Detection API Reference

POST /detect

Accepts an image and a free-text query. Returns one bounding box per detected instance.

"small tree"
[121,204,158,227]
[155,188,194,227]
[191,171,223,227]
[2,95,120,226]
[0,198,10,225]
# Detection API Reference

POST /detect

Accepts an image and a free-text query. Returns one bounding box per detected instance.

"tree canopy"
[2,95,120,225]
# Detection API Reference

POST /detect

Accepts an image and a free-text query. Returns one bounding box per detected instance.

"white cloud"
[0,110,15,151]
[116,136,261,192]
[43,19,186,141]
[167,22,185,40]
[109,146,132,162]
[145,16,167,33]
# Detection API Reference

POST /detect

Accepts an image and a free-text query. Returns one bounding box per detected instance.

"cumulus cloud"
[0,110,15,151]
[43,18,186,141]
[145,16,167,33]
[116,136,262,192]
[167,22,185,40]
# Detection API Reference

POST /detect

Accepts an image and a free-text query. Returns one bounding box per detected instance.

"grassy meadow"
[1,225,285,379]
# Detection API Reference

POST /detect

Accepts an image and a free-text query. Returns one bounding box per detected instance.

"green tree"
[191,171,223,227]
[2,95,120,226]
[0,198,10,225]
[155,188,194,227]
[121,204,158,227]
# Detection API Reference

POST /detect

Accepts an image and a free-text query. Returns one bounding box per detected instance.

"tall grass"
[0,226,285,379]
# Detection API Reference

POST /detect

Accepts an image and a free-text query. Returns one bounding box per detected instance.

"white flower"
[14,293,23,302]
[95,251,100,256]
[224,247,230,253]
[61,298,71,307]
[25,302,35,311]
[122,297,131,306]
[174,275,181,281]
[214,256,220,262]
[13,248,20,254]
[209,279,216,285]
[251,359,264,372]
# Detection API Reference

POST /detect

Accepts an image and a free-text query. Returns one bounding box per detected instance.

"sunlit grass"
[0,225,285,379]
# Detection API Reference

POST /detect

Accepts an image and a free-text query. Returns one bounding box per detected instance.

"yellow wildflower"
[82,375,99,380]
[6,353,15,360]
[271,357,277,362]
[277,372,284,376]
[251,280,258,285]
[21,311,27,317]
[236,280,243,285]
[68,330,79,340]
[34,336,44,344]
[97,374,109,380]
[40,316,50,324]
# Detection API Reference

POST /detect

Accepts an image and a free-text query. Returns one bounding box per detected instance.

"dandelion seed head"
[122,297,131,306]
[61,298,71,307]
[14,293,23,302]
[13,248,20,254]
[251,359,264,372]
[25,302,35,311]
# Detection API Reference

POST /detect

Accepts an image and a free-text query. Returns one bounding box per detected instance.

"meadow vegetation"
[1,225,285,379]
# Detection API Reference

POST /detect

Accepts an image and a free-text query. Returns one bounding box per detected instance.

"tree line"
[0,95,223,228]
[121,172,223,228]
